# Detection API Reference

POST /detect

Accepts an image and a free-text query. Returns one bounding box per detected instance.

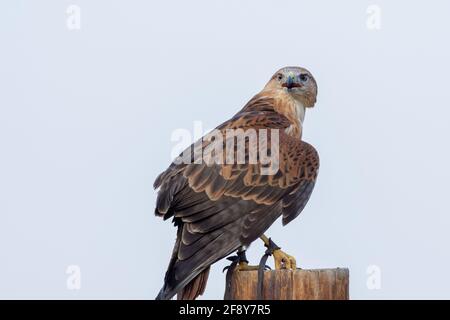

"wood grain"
[224,268,349,300]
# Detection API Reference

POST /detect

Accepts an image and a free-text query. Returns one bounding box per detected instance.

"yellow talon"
[260,234,298,270]
[272,249,297,270]
[237,261,261,271]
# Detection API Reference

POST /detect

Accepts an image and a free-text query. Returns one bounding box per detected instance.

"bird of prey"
[154,66,319,300]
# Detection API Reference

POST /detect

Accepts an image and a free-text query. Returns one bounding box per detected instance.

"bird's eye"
[299,74,308,82]
[276,74,283,81]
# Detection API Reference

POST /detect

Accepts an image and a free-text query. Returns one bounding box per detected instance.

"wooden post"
[224,268,349,300]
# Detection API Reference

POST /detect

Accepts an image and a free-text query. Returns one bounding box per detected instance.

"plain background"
[1,0,450,299]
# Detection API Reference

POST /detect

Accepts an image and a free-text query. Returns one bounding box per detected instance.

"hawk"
[154,66,319,300]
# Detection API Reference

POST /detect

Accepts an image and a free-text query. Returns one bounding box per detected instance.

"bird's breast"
[273,94,305,139]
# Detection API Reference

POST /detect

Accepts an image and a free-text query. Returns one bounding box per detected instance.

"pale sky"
[1,0,450,299]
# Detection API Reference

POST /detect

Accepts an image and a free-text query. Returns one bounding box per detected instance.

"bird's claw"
[222,253,269,272]
[273,249,297,270]
[238,262,271,271]
[263,237,297,270]
[223,255,240,273]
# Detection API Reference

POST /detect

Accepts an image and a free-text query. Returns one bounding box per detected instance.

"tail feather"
[155,267,210,300]
[177,267,210,300]
[155,223,211,301]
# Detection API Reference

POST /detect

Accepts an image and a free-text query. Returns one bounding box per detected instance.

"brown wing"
[154,95,319,300]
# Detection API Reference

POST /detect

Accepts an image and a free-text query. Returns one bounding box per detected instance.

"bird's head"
[264,66,318,108]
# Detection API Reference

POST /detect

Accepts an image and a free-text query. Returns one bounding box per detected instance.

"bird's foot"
[236,250,270,271]
[260,235,297,270]
[238,261,271,271]
[273,249,297,270]
[254,236,298,299]
[223,250,270,272]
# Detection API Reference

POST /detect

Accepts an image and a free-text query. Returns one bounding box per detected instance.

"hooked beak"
[282,72,302,89]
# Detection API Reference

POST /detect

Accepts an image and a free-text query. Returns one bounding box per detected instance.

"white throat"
[284,100,306,138]
[294,100,306,125]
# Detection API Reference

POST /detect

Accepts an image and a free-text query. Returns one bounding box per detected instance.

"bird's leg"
[223,249,269,273]
[260,234,297,270]
[237,250,257,271]
[237,249,265,271]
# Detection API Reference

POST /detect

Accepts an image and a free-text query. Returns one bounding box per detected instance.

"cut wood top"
[224,268,349,300]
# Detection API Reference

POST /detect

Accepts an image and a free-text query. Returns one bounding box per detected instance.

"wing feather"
[154,94,319,300]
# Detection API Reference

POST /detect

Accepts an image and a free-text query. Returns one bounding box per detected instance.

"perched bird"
[154,66,320,300]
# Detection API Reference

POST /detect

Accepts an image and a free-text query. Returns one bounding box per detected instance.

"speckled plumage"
[154,66,320,300]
